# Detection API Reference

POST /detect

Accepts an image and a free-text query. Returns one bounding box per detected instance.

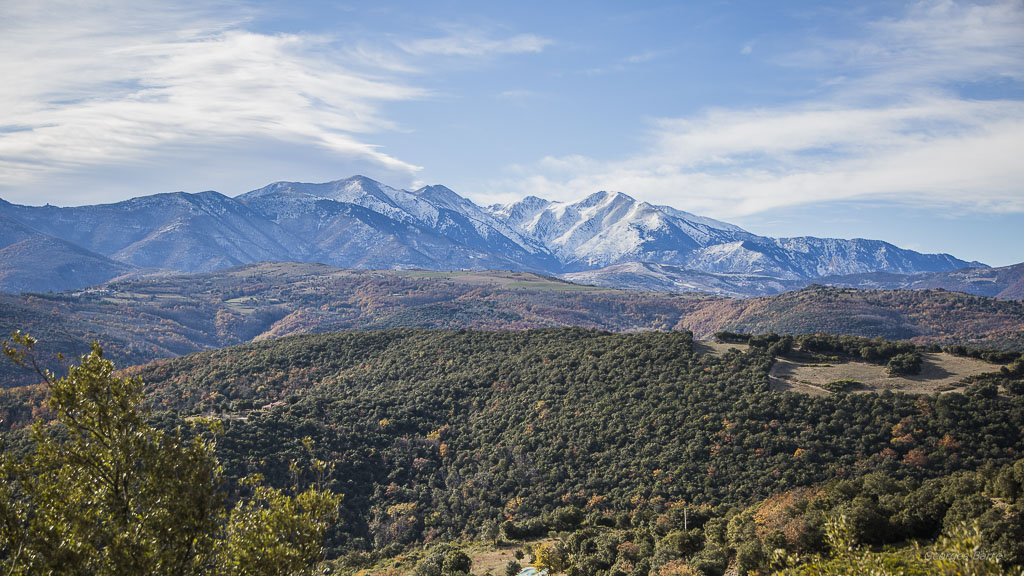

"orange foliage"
[752,487,823,547]
[903,448,929,468]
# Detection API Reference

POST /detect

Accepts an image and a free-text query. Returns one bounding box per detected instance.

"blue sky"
[1,0,1022,265]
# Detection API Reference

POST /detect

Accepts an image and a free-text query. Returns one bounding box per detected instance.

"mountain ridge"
[566,260,1024,300]
[0,175,982,294]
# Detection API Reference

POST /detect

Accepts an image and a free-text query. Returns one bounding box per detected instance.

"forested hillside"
[0,264,707,387]
[5,328,1019,574]
[686,286,1024,351]
[3,263,1024,389]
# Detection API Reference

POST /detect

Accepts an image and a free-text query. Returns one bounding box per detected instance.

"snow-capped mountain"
[237,177,558,271]
[0,176,982,294]
[488,191,707,270]
[485,190,976,278]
[560,262,808,298]
[0,191,302,271]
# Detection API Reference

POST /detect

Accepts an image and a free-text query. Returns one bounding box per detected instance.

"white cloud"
[489,0,1024,217]
[0,2,560,200]
[0,0,429,196]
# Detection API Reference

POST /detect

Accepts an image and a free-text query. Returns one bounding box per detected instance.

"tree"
[0,332,341,576]
[217,474,343,576]
[413,543,473,576]
[534,541,569,572]
[886,352,922,377]
[773,516,1023,576]
[480,518,501,544]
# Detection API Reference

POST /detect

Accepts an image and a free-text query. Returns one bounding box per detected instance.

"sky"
[1,0,1022,266]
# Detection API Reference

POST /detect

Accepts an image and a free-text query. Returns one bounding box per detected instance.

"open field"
[466,543,534,575]
[694,340,750,357]
[505,279,605,291]
[769,352,999,395]
[350,539,542,575]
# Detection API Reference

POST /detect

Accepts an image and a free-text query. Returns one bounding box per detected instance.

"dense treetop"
[3,327,1023,574]
[82,330,1024,558]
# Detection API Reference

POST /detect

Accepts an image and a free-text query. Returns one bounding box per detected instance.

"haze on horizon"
[1,0,1022,266]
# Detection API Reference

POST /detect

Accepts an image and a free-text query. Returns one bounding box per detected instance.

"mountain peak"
[333,174,387,191]
[414,184,455,194]
[578,190,634,208]
[412,184,464,207]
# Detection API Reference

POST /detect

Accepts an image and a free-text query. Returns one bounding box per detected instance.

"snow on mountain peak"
[0,175,978,294]
[231,176,976,278]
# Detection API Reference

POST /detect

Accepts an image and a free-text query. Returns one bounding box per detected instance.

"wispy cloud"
[493,0,1024,217]
[621,50,661,65]
[582,49,664,76]
[496,89,542,102]
[0,2,555,198]
[399,32,551,57]
[504,98,1024,216]
[843,0,1023,88]
[0,0,430,192]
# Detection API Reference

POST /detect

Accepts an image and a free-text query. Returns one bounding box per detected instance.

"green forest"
[2,327,1024,575]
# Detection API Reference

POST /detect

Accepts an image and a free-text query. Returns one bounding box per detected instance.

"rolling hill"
[2,262,1023,388]
[19,328,1019,571]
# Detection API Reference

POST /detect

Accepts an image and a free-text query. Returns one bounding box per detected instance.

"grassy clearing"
[694,340,750,357]
[395,269,606,292]
[769,352,998,395]
[102,292,193,305]
[466,542,531,575]
[223,296,260,313]
[349,539,543,575]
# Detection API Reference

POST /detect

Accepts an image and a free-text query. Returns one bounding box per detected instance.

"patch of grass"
[769,352,994,395]
[694,340,750,357]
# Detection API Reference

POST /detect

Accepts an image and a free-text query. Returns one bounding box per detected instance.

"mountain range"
[563,260,1024,299]
[0,175,988,295]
